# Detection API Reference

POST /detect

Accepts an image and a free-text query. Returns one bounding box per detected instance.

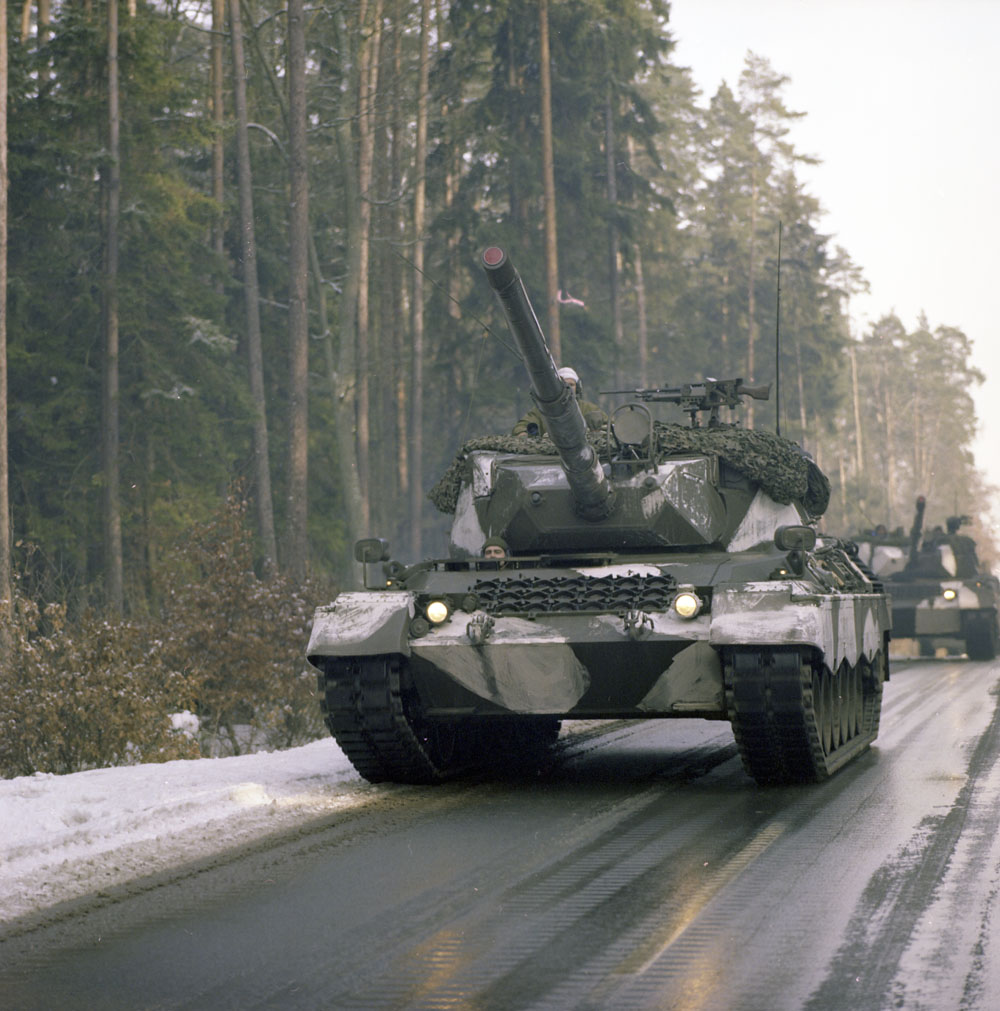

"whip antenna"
[775,221,782,436]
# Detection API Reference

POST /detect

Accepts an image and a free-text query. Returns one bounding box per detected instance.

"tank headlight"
[425,599,451,624]
[673,589,702,619]
[942,588,957,601]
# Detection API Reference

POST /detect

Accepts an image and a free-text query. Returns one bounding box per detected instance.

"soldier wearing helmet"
[512,366,608,438]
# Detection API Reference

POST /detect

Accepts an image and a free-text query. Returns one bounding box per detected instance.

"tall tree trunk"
[328,9,368,584]
[605,89,623,390]
[355,0,382,530]
[794,333,807,449]
[634,242,648,387]
[882,363,897,528]
[211,0,224,291]
[746,161,758,429]
[409,0,429,557]
[849,342,865,520]
[37,0,50,85]
[720,269,730,374]
[538,0,560,359]
[849,343,864,473]
[229,0,277,575]
[102,0,123,612]
[390,6,409,548]
[0,0,10,633]
[505,15,522,228]
[837,429,847,527]
[285,0,309,580]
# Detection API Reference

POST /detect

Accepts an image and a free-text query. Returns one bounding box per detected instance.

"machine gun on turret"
[482,246,615,521]
[600,378,771,428]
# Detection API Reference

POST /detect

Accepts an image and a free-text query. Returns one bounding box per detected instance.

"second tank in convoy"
[307,247,892,786]
[852,497,999,659]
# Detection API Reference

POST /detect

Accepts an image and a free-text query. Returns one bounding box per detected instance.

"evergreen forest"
[1,1,994,771]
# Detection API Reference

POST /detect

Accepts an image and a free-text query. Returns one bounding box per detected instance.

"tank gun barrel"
[482,246,614,521]
[907,495,926,568]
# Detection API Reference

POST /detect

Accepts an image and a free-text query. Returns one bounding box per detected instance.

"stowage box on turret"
[307,247,892,786]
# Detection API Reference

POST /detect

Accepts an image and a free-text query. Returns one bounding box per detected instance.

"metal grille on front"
[472,573,678,615]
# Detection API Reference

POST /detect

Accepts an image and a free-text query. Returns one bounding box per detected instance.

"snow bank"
[0,738,365,923]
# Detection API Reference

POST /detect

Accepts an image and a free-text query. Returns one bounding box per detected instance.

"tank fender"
[710,582,889,671]
[307,591,415,660]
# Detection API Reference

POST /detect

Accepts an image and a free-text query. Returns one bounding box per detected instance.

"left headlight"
[672,587,703,620]
[942,588,957,601]
[425,599,451,624]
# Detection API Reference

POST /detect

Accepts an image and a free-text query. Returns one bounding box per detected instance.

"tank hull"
[309,572,887,719]
[308,551,890,785]
[887,576,1000,658]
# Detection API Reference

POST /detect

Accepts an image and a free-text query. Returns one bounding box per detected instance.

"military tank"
[864,497,1000,659]
[307,247,891,786]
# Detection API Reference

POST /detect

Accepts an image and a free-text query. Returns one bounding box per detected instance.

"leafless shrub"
[0,493,334,778]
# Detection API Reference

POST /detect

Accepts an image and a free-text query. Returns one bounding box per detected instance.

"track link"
[723,646,884,785]
[319,655,450,784]
[318,655,561,785]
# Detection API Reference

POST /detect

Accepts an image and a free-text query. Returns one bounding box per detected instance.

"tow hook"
[467,613,495,645]
[624,610,653,640]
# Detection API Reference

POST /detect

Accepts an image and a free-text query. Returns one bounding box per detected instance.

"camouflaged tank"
[307,247,892,786]
[856,497,1000,659]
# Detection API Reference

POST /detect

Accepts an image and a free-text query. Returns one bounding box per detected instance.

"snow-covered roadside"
[0,738,366,924]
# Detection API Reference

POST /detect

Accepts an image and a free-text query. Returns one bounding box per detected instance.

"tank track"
[723,646,884,785]
[318,654,560,784]
[962,610,999,660]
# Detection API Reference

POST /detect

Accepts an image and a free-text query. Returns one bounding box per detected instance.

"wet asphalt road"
[3,658,1000,1011]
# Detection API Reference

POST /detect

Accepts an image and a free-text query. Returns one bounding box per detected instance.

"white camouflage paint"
[469,452,495,498]
[587,610,710,640]
[411,616,589,711]
[909,581,976,635]
[637,640,724,712]
[660,457,719,538]
[449,482,487,555]
[725,490,805,552]
[307,592,414,656]
[573,562,663,578]
[870,543,906,577]
[710,581,885,670]
[411,608,712,711]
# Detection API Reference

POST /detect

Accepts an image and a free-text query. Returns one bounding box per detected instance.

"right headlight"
[672,587,703,620]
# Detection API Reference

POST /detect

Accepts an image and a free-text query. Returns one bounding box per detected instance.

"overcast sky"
[667,0,1000,530]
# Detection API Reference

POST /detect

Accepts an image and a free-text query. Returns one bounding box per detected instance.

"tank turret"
[482,246,614,521]
[438,248,816,558]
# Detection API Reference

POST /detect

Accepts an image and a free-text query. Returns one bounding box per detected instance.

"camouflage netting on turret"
[427,424,831,517]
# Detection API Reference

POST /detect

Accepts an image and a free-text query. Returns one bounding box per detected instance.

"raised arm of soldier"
[512,366,608,437]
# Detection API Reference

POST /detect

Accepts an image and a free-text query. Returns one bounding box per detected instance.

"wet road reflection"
[2,660,999,1010]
